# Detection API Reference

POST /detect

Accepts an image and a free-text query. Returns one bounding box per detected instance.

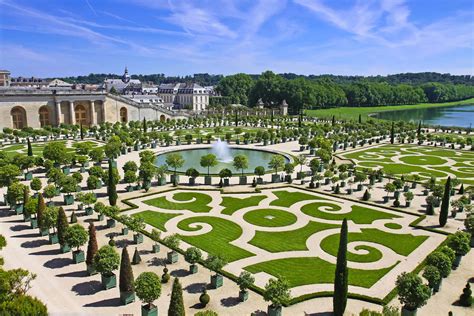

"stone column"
[69,101,75,125]
[55,101,62,126]
[90,100,96,125]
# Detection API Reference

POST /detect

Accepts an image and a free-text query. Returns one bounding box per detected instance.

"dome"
[122,67,130,84]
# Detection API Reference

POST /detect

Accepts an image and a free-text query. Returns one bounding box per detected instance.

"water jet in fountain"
[212,139,233,163]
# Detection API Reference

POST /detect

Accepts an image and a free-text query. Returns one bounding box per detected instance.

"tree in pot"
[119,246,135,305]
[127,216,146,244]
[236,271,255,302]
[58,175,77,205]
[166,153,185,186]
[138,162,157,192]
[64,224,88,264]
[168,277,185,316]
[233,154,249,185]
[86,223,98,275]
[124,170,137,191]
[57,207,70,253]
[134,272,161,316]
[446,231,471,268]
[263,277,291,316]
[200,154,217,185]
[422,265,441,293]
[283,163,294,183]
[185,168,200,186]
[150,229,161,253]
[163,234,180,264]
[36,193,47,235]
[464,213,474,246]
[205,254,227,289]
[426,251,452,278]
[268,155,285,183]
[6,182,27,213]
[107,160,118,206]
[41,206,59,244]
[294,154,307,180]
[184,247,202,274]
[94,245,120,290]
[23,197,38,226]
[396,272,431,315]
[254,166,265,184]
[404,191,414,207]
[30,178,42,197]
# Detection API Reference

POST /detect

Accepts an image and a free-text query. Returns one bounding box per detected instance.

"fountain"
[212,139,233,163]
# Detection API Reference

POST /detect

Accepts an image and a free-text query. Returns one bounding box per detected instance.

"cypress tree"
[23,187,29,206]
[37,193,45,228]
[332,115,335,126]
[143,118,147,133]
[108,160,117,206]
[439,177,451,227]
[80,123,84,140]
[459,184,464,195]
[358,114,362,124]
[417,121,422,138]
[168,277,185,316]
[57,207,69,246]
[132,247,141,265]
[119,246,135,294]
[390,122,395,144]
[235,112,238,126]
[27,138,33,157]
[70,211,77,223]
[333,218,348,316]
[86,223,98,267]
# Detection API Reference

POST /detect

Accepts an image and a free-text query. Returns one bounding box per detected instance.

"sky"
[0,0,473,78]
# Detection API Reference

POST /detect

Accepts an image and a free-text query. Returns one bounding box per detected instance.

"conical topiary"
[119,246,135,294]
[37,193,45,228]
[57,207,69,246]
[333,218,348,316]
[70,211,77,223]
[459,282,472,307]
[27,138,33,157]
[439,177,451,227]
[132,247,141,265]
[86,223,98,267]
[168,277,185,316]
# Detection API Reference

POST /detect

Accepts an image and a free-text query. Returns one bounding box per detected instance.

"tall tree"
[37,193,45,229]
[439,177,451,227]
[119,246,135,294]
[86,223,98,268]
[390,122,395,144]
[27,138,33,157]
[108,160,118,206]
[57,207,69,246]
[143,118,147,133]
[333,218,348,316]
[417,121,422,138]
[168,277,185,316]
[80,123,84,140]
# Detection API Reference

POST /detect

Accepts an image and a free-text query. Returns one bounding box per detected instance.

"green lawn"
[177,215,254,262]
[132,210,182,232]
[301,203,399,224]
[243,209,297,227]
[221,195,266,215]
[305,98,474,120]
[249,221,340,252]
[270,190,325,207]
[245,257,398,288]
[143,192,213,213]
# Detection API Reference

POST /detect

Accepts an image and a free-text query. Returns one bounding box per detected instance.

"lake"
[372,104,474,128]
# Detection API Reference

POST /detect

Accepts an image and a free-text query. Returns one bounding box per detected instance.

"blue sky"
[0,0,473,77]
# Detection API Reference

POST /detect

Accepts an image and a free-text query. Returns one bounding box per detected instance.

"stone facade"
[0,90,187,129]
[159,83,209,111]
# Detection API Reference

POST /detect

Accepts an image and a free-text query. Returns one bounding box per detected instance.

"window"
[120,107,128,123]
[11,107,27,129]
[39,106,50,127]
[75,104,88,125]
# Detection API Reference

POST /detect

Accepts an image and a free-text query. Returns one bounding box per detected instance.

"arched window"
[160,114,166,122]
[11,107,27,129]
[120,107,128,122]
[39,106,50,127]
[75,104,88,125]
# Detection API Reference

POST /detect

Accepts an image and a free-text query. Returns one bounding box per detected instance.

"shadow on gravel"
[21,239,49,248]
[11,232,40,238]
[56,270,89,278]
[72,280,102,296]
[30,248,60,256]
[220,296,240,307]
[147,257,167,267]
[184,282,207,294]
[84,297,121,307]
[44,258,71,269]
[10,224,30,231]
[171,269,189,277]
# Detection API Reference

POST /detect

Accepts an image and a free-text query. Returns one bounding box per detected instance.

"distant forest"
[57,71,474,114]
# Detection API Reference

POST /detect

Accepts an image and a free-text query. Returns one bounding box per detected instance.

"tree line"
[214,71,474,114]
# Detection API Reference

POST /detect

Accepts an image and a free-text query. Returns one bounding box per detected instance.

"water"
[155,147,289,175]
[372,104,474,128]
[212,139,233,163]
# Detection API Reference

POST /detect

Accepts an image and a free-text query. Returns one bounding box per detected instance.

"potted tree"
[23,197,38,224]
[80,192,97,216]
[86,223,98,275]
[59,176,77,205]
[119,246,135,305]
[65,224,88,264]
[254,166,265,185]
[7,182,26,214]
[404,191,414,207]
[200,154,218,185]
[269,156,285,183]
[233,154,249,185]
[396,272,431,316]
[263,278,291,316]
[422,265,441,293]
[150,229,161,253]
[219,168,233,187]
[135,272,161,316]
[446,231,471,268]
[42,206,59,244]
[237,271,255,302]
[104,205,120,228]
[129,217,146,244]
[184,247,202,274]
[283,163,294,183]
[94,245,120,290]
[57,207,70,253]
[166,153,185,186]
[164,234,180,264]
[205,254,227,289]
[464,214,474,247]
[294,154,307,180]
[185,168,200,186]
[124,170,137,192]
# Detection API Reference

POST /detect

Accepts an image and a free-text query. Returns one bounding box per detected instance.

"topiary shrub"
[459,282,472,307]
[199,288,210,307]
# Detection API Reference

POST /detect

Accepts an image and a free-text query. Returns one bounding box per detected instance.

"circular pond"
[155,147,290,175]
